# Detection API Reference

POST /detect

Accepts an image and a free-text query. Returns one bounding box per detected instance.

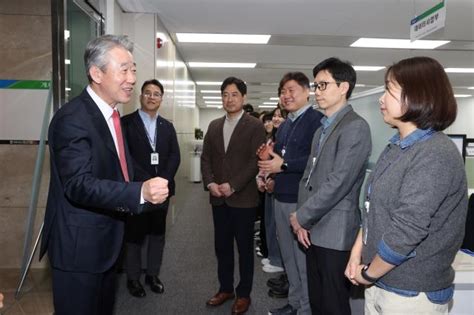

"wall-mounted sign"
[410,1,446,41]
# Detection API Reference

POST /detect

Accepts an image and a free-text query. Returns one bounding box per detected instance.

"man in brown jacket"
[201,77,266,315]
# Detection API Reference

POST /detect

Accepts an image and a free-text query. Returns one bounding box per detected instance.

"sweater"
[362,131,468,292]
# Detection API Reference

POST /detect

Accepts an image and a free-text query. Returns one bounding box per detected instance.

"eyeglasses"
[311,81,341,92]
[143,92,162,98]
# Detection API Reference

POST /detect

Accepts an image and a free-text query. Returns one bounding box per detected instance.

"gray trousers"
[264,193,283,267]
[274,199,310,315]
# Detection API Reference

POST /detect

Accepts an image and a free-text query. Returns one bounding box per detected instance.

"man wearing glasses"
[289,58,371,314]
[122,79,181,298]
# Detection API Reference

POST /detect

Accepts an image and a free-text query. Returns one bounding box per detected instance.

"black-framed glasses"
[143,92,162,98]
[311,81,341,92]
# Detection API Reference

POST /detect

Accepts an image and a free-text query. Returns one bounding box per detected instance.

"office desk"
[451,251,474,314]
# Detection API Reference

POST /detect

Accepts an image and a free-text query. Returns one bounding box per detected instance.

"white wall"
[445,97,474,138]
[118,11,199,181]
[199,108,225,135]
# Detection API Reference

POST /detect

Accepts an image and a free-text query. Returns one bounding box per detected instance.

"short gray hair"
[84,34,134,82]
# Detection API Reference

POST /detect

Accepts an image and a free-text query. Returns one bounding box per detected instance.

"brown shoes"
[206,292,235,306]
[232,297,251,315]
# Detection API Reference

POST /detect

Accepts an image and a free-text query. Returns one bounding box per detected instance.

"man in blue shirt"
[122,79,181,298]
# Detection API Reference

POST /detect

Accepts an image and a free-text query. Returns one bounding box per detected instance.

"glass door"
[65,0,103,101]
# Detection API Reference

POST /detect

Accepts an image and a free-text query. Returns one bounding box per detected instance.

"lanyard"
[142,120,158,152]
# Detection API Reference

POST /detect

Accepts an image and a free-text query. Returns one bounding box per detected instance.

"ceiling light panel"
[351,38,450,49]
[196,81,222,85]
[200,90,221,94]
[353,66,385,71]
[188,62,256,68]
[177,33,270,44]
[445,68,474,73]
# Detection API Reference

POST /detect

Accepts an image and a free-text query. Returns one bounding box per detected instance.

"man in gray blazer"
[201,77,266,315]
[290,58,371,315]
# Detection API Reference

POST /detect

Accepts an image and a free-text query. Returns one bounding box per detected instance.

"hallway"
[113,178,289,314]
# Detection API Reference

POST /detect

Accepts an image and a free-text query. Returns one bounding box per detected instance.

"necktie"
[112,110,130,182]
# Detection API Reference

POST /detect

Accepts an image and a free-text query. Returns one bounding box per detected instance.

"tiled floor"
[0,268,53,315]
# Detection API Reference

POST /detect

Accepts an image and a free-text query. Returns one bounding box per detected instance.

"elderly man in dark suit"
[40,35,169,315]
[201,77,266,315]
[290,57,372,315]
[121,79,180,297]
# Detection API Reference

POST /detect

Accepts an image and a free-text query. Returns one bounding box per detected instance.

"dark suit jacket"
[296,105,372,251]
[121,110,180,196]
[201,113,266,208]
[40,89,142,273]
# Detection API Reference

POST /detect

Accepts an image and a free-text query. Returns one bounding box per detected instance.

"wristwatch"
[280,161,288,171]
[361,264,378,283]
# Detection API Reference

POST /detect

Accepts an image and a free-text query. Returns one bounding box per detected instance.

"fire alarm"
[157,38,163,49]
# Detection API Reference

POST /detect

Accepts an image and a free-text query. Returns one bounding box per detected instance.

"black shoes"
[127,280,146,298]
[268,289,288,299]
[268,303,297,315]
[127,276,164,297]
[267,273,288,289]
[267,273,289,298]
[145,275,164,294]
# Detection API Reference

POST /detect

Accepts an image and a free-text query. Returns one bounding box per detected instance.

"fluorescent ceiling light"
[161,80,195,86]
[177,100,195,104]
[175,95,195,99]
[263,102,278,105]
[454,94,472,98]
[205,101,223,104]
[259,105,277,108]
[197,81,222,85]
[189,62,256,68]
[156,60,186,68]
[269,97,280,101]
[351,38,450,49]
[173,89,195,93]
[207,105,223,109]
[203,96,222,99]
[468,87,474,90]
[445,68,474,73]
[201,90,221,94]
[176,33,270,44]
[353,66,385,71]
[355,84,366,87]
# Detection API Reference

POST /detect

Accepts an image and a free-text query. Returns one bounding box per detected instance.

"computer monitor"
[447,134,466,163]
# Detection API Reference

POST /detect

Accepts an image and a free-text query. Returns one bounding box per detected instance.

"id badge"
[151,152,159,165]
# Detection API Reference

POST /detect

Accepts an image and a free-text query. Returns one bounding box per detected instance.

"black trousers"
[52,266,116,315]
[212,204,256,297]
[306,245,351,315]
[125,200,169,280]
